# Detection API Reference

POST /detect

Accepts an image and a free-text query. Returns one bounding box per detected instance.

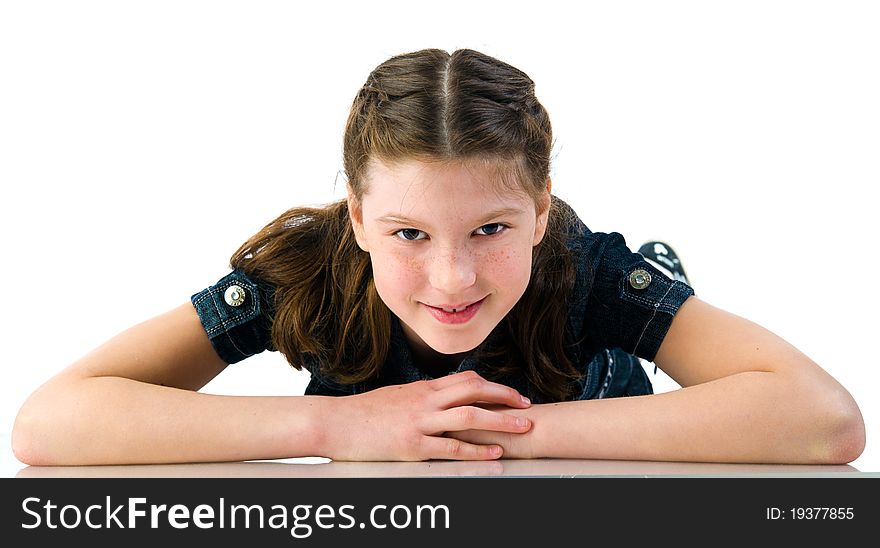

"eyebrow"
[376,206,526,227]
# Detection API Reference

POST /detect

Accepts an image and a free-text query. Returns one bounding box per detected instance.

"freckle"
[486,249,512,264]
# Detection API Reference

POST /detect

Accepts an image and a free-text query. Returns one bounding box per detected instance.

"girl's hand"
[320,370,532,461]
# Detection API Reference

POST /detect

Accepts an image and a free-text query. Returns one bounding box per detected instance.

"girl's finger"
[426,369,484,389]
[418,435,504,461]
[426,406,531,434]
[433,374,531,409]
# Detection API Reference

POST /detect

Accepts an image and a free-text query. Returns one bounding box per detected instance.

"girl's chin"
[400,313,495,354]
[419,333,486,355]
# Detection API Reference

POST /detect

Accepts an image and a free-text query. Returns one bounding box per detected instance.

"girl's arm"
[12,302,325,465]
[12,302,531,465]
[448,296,866,464]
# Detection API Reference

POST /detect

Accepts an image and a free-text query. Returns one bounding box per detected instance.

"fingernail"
[515,417,529,427]
[521,395,530,405]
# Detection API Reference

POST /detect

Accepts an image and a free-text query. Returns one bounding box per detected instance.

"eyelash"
[393,223,509,242]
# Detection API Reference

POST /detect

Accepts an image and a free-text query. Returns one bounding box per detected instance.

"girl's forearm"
[13,376,333,465]
[527,371,864,464]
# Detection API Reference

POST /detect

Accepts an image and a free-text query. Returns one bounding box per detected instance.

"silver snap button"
[628,269,652,290]
[224,284,246,307]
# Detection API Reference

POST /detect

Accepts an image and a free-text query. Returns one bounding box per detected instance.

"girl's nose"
[428,249,477,294]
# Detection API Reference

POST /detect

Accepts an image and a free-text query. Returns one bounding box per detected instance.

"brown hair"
[230,48,583,402]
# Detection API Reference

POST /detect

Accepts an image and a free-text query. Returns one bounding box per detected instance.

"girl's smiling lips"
[423,297,487,324]
[423,296,487,312]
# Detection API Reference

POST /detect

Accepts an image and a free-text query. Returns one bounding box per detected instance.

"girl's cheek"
[382,251,424,285]
[405,254,425,273]
[485,246,515,265]
[485,245,525,272]
[485,245,532,289]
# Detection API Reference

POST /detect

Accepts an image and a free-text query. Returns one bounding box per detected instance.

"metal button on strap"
[224,284,246,307]
[628,269,652,290]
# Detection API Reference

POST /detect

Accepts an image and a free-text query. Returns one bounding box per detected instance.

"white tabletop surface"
[3,433,873,478]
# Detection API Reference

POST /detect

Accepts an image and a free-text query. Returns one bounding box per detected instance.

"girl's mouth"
[424,297,486,325]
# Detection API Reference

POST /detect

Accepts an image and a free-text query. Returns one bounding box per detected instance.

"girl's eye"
[475,223,507,236]
[393,224,507,242]
[394,228,427,241]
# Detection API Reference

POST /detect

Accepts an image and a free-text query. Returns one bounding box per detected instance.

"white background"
[1,0,877,474]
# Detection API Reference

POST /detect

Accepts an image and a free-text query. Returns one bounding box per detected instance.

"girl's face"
[349,158,550,361]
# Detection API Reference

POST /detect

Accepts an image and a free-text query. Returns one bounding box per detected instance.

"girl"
[12,48,865,465]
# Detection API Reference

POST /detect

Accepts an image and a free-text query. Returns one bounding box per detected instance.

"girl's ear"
[347,189,370,252]
[532,180,552,246]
